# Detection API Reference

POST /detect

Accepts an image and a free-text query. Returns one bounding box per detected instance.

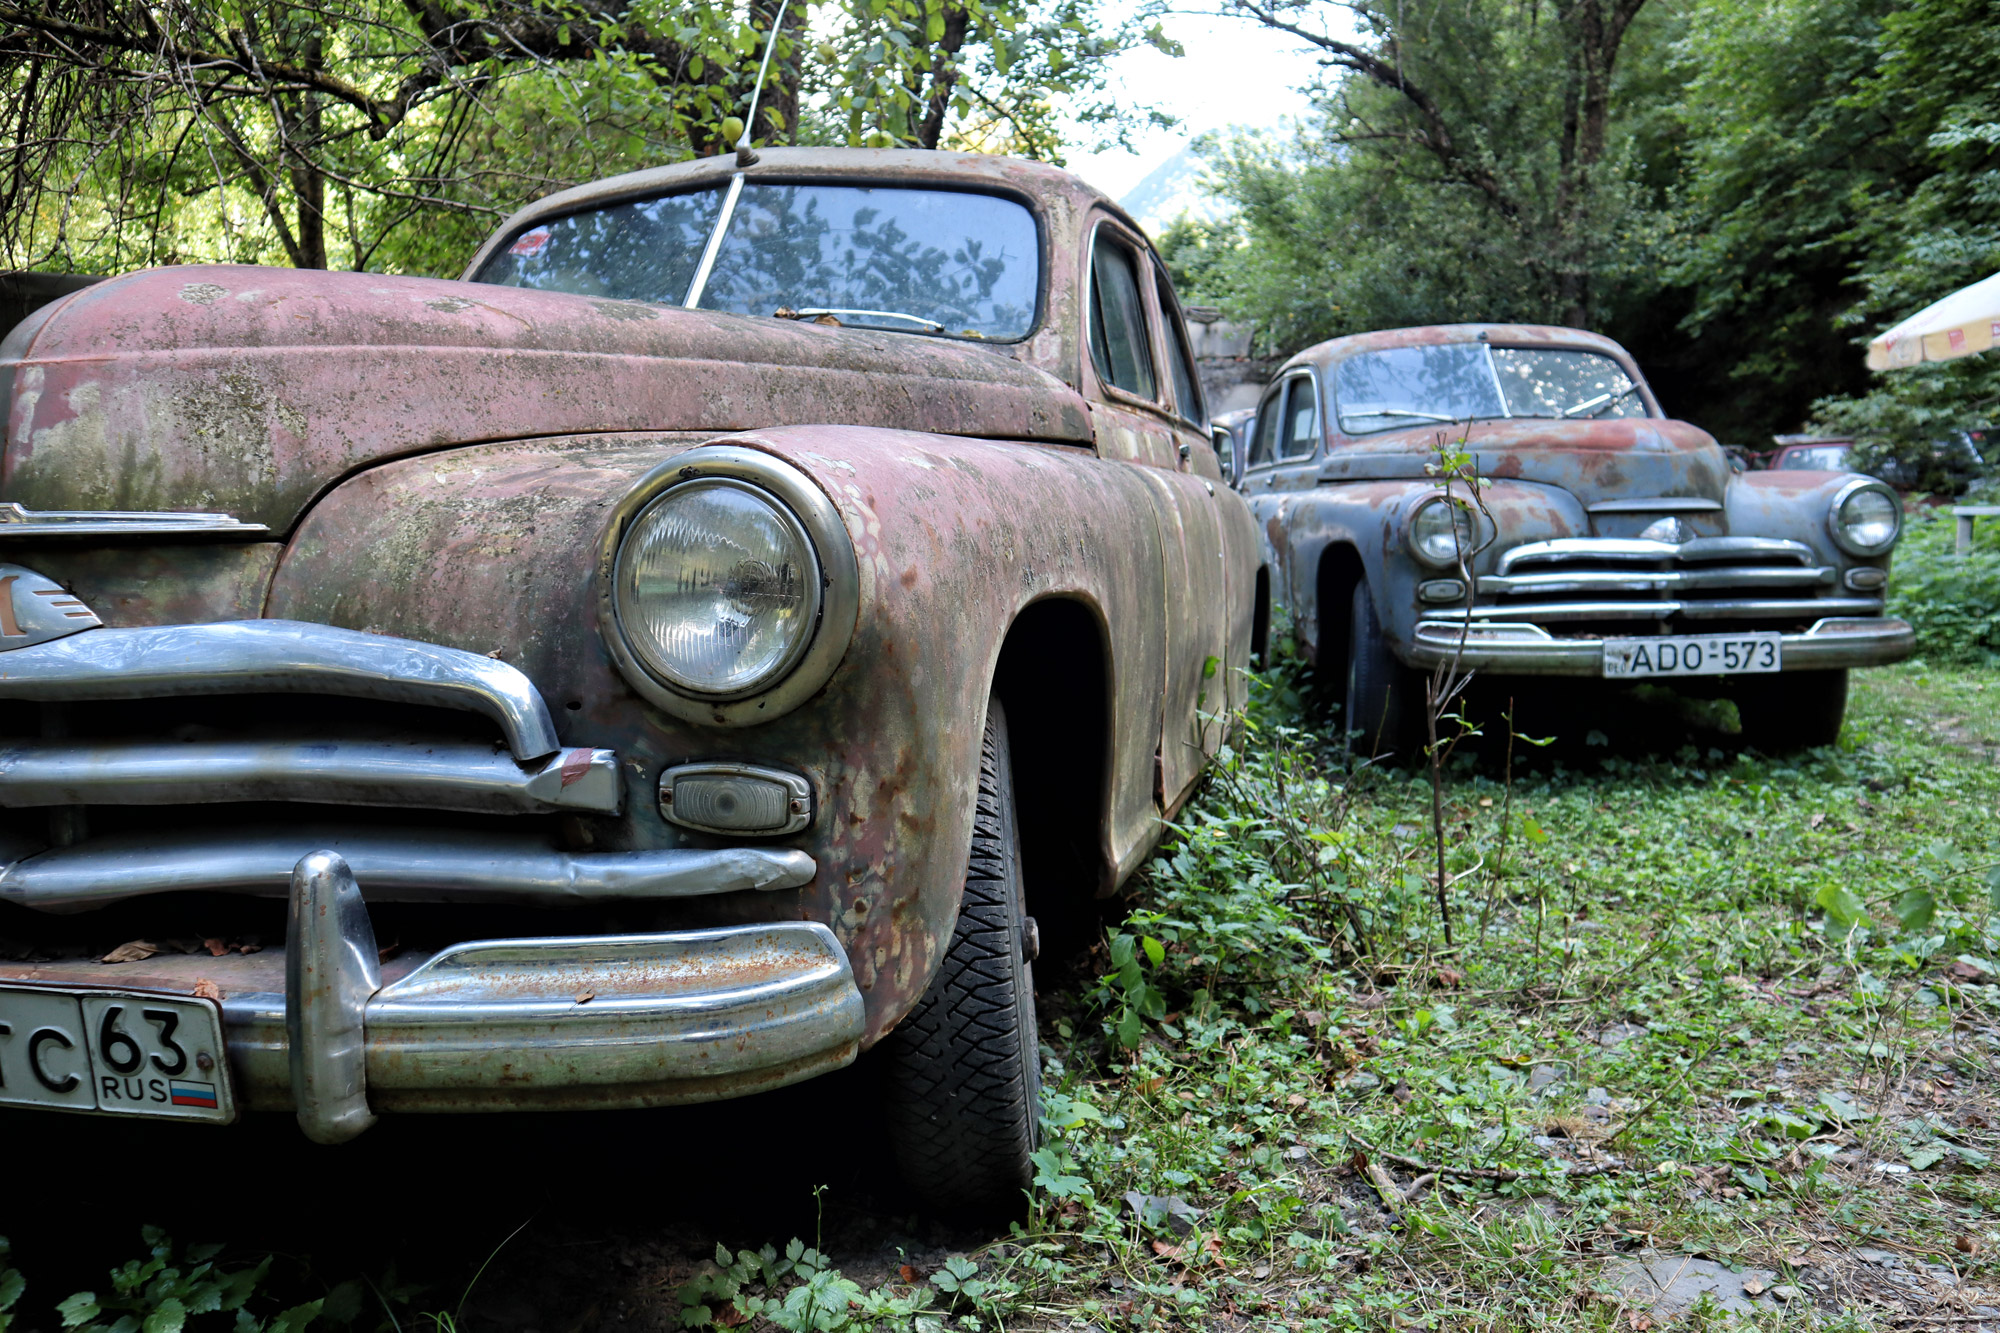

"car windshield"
[475,182,1040,341]
[1333,344,1648,435]
[1777,445,1849,470]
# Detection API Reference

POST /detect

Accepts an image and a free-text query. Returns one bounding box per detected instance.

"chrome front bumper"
[1407,615,1915,675]
[0,850,866,1137]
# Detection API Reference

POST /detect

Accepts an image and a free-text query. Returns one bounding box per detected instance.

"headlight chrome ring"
[1827,477,1901,557]
[598,445,860,727]
[1407,496,1478,569]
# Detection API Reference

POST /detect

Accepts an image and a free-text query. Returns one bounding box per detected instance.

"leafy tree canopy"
[1169,0,2000,460]
[0,0,1178,276]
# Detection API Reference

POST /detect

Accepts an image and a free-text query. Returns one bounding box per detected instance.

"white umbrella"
[1867,270,2000,369]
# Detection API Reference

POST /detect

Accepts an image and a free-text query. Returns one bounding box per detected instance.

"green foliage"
[55,1230,322,1333]
[0,0,1176,277]
[674,1240,940,1331]
[1168,0,2000,445]
[1885,506,2000,663]
[0,1237,23,1333]
[1163,0,1679,358]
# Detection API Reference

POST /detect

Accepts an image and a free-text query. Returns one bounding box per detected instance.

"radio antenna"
[736,0,790,168]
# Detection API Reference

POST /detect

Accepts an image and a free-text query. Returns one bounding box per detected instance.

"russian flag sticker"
[170,1081,219,1109]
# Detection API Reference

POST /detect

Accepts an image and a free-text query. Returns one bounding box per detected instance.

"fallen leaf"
[1627,1314,1654,1332]
[1133,1076,1165,1094]
[236,943,262,955]
[1433,966,1464,988]
[100,940,158,964]
[1743,1278,1766,1296]
[574,991,596,1004]
[1150,1240,1184,1261]
[1809,812,1826,829]
[714,1307,749,1329]
[1949,960,1989,981]
[1287,1093,1307,1108]
[191,978,223,1001]
[1392,1078,1414,1104]
[1956,1236,1979,1255]
[203,938,230,958]
[898,1265,917,1283]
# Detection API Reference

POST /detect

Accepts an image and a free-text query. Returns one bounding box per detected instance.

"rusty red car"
[0,147,1261,1215]
[1239,324,1912,752]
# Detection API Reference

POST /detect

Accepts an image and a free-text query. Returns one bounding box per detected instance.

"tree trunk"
[916,3,971,150]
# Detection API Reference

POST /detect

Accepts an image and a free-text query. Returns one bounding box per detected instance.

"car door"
[1079,217,1227,811]
[1238,369,1325,626]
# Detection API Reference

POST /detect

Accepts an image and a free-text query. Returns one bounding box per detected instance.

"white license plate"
[0,984,235,1122]
[1603,633,1782,678]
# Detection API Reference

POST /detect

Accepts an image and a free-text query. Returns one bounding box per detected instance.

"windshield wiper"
[1560,385,1640,418]
[1348,408,1459,424]
[776,306,945,332]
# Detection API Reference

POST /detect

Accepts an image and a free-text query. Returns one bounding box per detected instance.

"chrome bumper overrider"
[1407,615,1915,675]
[0,851,866,1136]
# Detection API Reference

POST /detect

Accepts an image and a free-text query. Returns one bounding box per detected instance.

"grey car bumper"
[0,849,865,1137]
[1406,615,1915,675]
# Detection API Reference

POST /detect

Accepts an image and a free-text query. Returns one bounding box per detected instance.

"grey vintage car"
[1239,324,1913,751]
[0,148,1259,1216]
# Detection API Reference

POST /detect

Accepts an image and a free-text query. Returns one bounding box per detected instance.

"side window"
[1248,386,1282,468]
[1088,231,1158,400]
[1281,377,1319,460]
[1156,270,1206,427]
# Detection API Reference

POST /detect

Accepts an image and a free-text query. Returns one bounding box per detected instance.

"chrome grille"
[1441,537,1880,634]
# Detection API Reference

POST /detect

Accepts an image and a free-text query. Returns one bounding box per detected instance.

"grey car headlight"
[614,477,821,696]
[1828,479,1901,556]
[1408,497,1476,567]
[599,446,860,727]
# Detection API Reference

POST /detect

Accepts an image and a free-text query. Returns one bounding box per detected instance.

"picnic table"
[1953,504,2000,554]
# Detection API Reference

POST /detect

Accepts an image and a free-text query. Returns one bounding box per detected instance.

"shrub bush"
[1886,504,2000,664]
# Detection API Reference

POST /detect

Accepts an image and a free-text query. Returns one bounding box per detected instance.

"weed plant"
[1887,506,2000,665]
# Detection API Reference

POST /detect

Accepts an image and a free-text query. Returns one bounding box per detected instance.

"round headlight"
[1829,480,1900,555]
[613,477,822,697]
[1409,497,1475,567]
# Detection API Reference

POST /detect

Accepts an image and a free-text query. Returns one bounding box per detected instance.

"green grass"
[12,660,2000,1333]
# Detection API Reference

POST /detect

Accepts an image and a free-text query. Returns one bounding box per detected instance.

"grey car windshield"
[475,183,1039,341]
[1333,345,1648,435]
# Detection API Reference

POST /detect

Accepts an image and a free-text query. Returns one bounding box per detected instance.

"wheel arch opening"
[1314,543,1365,674]
[991,595,1111,968]
[1251,565,1271,669]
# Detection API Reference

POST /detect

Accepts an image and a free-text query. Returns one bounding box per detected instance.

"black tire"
[884,695,1041,1218]
[1734,669,1849,751]
[1345,579,1416,757]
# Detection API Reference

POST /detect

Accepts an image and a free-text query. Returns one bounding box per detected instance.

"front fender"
[262,425,1171,1047]
[1263,479,1588,657]
[1725,470,1870,567]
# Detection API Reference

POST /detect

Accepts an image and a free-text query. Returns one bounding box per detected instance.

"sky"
[1058,7,1331,203]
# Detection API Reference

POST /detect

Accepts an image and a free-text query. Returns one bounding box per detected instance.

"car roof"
[462,147,1138,280]
[1278,323,1636,377]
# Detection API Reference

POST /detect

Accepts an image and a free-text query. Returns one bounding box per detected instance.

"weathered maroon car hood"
[0,265,1091,530]
[1319,417,1732,505]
